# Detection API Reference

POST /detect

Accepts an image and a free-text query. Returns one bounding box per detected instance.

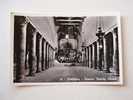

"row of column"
[14,16,55,82]
[83,27,119,75]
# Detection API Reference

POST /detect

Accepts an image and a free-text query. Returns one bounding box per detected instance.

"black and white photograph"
[12,13,123,85]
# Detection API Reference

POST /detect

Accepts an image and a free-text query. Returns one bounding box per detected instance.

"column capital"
[113,27,118,33]
[15,16,29,27]
[37,33,42,39]
[27,23,37,34]
[42,38,46,41]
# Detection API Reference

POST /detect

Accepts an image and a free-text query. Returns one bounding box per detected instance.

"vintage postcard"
[11,12,123,85]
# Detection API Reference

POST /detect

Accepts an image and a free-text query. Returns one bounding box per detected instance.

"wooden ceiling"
[54,17,85,26]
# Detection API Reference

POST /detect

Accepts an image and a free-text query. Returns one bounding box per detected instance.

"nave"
[13,16,120,83]
[23,61,118,82]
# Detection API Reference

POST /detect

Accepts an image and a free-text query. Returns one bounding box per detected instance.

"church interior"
[13,15,120,82]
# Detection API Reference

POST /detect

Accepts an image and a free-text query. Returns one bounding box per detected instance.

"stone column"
[94,42,97,69]
[50,47,53,67]
[88,46,91,68]
[98,39,104,71]
[45,42,48,69]
[14,16,28,82]
[52,49,54,67]
[36,33,42,73]
[92,44,95,69]
[81,49,84,65]
[85,47,88,66]
[90,45,93,68]
[96,27,105,71]
[53,49,55,67]
[113,28,119,75]
[104,32,113,73]
[87,47,89,67]
[47,44,50,68]
[50,46,52,67]
[86,47,89,66]
[27,23,37,76]
[92,44,94,69]
[41,39,46,71]
[48,45,51,68]
[96,41,99,69]
[50,47,52,67]
[103,37,107,71]
[49,46,51,68]
[84,47,87,66]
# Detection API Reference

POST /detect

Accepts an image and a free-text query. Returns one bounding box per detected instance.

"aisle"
[23,63,119,82]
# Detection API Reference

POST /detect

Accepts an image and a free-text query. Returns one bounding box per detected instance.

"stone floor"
[23,61,119,82]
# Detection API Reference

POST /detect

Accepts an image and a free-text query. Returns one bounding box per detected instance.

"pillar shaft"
[92,44,95,68]
[90,45,93,68]
[36,33,42,73]
[113,28,119,75]
[52,49,54,67]
[82,48,86,66]
[82,48,85,66]
[85,48,88,66]
[47,44,50,68]
[88,45,91,68]
[41,39,46,71]
[98,39,104,70]
[94,42,97,69]
[105,32,113,73]
[50,46,52,67]
[14,16,28,82]
[45,42,48,69]
[27,23,36,76]
[87,47,89,67]
[103,37,107,70]
[97,41,99,69]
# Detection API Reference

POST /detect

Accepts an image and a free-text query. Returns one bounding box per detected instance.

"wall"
[29,17,57,48]
[0,0,132,100]
[82,16,117,45]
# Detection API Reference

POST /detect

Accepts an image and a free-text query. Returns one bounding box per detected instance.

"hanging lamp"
[96,16,105,38]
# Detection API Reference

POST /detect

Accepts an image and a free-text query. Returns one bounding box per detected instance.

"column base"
[105,69,111,73]
[36,70,41,73]
[15,76,25,82]
[98,68,103,71]
[42,68,45,71]
[27,73,35,76]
